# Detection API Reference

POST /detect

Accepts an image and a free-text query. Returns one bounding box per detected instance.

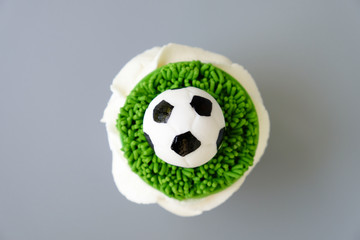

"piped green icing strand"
[116,61,259,200]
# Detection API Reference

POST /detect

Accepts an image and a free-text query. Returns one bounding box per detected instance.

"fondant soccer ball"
[143,87,225,168]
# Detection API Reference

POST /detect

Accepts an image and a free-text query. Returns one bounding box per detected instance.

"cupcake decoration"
[143,86,225,168]
[102,44,270,216]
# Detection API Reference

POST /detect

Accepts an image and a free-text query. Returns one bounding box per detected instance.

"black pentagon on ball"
[171,131,201,157]
[190,95,212,116]
[153,100,174,123]
[216,127,225,149]
[144,132,154,150]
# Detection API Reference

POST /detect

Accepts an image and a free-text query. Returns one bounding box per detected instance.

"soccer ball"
[143,87,225,168]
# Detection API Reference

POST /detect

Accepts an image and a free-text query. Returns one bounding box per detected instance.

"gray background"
[1,0,360,239]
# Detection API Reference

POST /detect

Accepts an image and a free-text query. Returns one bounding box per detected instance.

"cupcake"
[101,43,270,216]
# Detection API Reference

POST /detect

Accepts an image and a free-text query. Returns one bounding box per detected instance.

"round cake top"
[143,87,225,168]
[116,60,259,201]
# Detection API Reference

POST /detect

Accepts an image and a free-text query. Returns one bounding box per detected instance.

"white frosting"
[101,43,270,216]
[143,87,225,168]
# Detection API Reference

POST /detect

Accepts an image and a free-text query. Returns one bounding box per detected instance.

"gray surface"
[1,0,360,239]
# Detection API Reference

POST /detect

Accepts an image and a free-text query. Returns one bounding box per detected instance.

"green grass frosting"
[116,61,259,200]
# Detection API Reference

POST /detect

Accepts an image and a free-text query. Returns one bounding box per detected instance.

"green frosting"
[116,61,259,200]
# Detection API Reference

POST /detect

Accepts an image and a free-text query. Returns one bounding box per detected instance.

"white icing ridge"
[101,43,270,216]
